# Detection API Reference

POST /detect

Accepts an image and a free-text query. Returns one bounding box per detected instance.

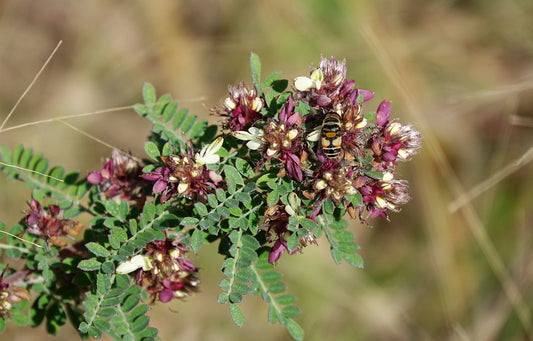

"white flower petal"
[294,76,314,91]
[233,130,256,141]
[383,172,394,182]
[116,255,151,274]
[306,127,321,142]
[195,137,224,165]
[285,204,296,216]
[246,140,262,150]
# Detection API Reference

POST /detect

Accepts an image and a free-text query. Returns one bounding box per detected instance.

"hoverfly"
[320,112,343,158]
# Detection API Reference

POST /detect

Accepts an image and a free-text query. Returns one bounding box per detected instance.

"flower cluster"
[212,82,264,131]
[220,56,422,261]
[263,202,318,264]
[142,138,224,203]
[87,150,146,205]
[0,269,30,318]
[25,198,83,247]
[233,97,304,181]
[116,238,199,303]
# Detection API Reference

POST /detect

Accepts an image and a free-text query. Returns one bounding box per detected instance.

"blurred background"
[1,0,533,340]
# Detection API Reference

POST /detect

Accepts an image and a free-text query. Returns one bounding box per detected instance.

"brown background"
[1,0,533,340]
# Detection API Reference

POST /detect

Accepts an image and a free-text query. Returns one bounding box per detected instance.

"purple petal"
[26,213,38,227]
[153,179,168,193]
[179,259,197,272]
[87,171,103,184]
[286,111,300,126]
[317,95,332,106]
[268,240,287,264]
[49,205,61,217]
[358,89,374,103]
[159,289,174,303]
[29,198,41,211]
[382,152,397,162]
[376,100,391,127]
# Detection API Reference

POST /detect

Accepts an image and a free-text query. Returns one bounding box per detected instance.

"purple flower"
[0,268,30,318]
[133,238,199,303]
[263,204,317,264]
[359,177,410,219]
[25,198,83,247]
[370,102,422,169]
[142,148,223,204]
[212,82,263,131]
[87,150,146,204]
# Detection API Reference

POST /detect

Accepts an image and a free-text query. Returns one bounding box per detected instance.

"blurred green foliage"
[1,0,533,340]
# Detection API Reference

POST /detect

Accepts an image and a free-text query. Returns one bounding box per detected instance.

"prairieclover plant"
[0,54,421,340]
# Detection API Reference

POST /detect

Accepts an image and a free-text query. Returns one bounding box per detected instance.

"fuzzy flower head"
[294,56,374,112]
[0,268,30,318]
[234,98,304,181]
[263,202,318,264]
[87,150,146,203]
[117,238,199,303]
[359,177,410,219]
[371,101,423,169]
[25,198,83,247]
[142,139,224,203]
[312,159,357,203]
[213,82,263,131]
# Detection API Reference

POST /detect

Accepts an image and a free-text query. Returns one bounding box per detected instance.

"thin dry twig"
[449,145,533,212]
[0,161,64,182]
[0,105,134,134]
[57,119,143,162]
[0,230,42,248]
[0,41,63,131]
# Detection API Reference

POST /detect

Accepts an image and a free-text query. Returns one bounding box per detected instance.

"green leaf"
[88,326,102,339]
[299,218,316,230]
[180,115,197,134]
[262,271,282,284]
[172,108,188,130]
[162,101,178,123]
[267,190,279,206]
[286,319,304,341]
[235,158,254,177]
[342,252,364,268]
[101,261,115,274]
[78,258,101,271]
[281,305,301,318]
[121,294,141,313]
[0,317,6,332]
[191,228,203,253]
[11,313,29,326]
[180,217,199,227]
[268,282,286,294]
[131,315,150,333]
[19,147,33,169]
[143,83,156,107]
[229,303,245,327]
[217,292,229,304]
[189,121,207,139]
[250,52,262,92]
[194,202,208,216]
[234,192,251,203]
[224,165,244,185]
[85,242,110,257]
[93,318,111,331]
[261,71,281,88]
[144,141,160,160]
[275,294,297,306]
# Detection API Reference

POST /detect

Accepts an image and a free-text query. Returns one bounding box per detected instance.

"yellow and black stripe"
[321,112,342,158]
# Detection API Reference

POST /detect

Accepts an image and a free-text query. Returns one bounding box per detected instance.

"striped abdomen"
[321,112,342,158]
